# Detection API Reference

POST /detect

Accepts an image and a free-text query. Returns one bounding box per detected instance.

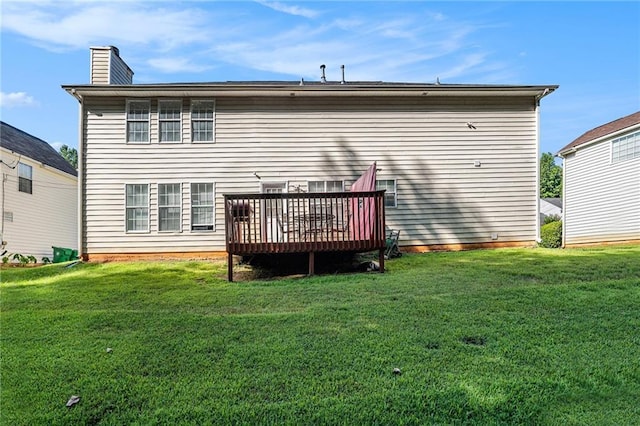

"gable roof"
[557,111,640,156]
[0,121,78,177]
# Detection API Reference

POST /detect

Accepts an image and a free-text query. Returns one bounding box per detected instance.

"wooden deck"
[224,191,386,281]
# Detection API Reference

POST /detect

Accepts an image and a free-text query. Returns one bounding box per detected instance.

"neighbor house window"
[125,184,149,232]
[159,100,182,142]
[191,183,214,231]
[158,183,181,232]
[18,162,32,194]
[308,180,344,192]
[191,100,215,142]
[376,179,397,207]
[612,131,640,163]
[127,100,150,143]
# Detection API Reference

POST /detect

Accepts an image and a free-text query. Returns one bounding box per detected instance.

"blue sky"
[1,1,638,158]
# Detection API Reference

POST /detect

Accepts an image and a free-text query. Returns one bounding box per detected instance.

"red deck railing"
[224,190,386,281]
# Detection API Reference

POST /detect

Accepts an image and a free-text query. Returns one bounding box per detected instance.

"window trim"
[158,99,183,143]
[124,183,150,233]
[190,182,215,232]
[18,162,33,194]
[158,183,182,233]
[126,99,151,144]
[376,179,397,208]
[611,130,640,163]
[191,99,215,143]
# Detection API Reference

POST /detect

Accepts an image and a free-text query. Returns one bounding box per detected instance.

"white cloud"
[50,141,64,151]
[0,1,511,84]
[0,92,37,108]
[256,1,320,18]
[0,1,212,52]
[147,57,211,74]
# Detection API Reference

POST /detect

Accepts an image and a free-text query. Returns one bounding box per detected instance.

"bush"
[540,221,562,248]
[543,214,561,225]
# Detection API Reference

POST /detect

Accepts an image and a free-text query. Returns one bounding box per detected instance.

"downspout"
[534,98,541,244]
[559,152,567,248]
[71,89,85,260]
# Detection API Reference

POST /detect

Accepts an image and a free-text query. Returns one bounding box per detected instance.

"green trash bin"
[52,247,73,263]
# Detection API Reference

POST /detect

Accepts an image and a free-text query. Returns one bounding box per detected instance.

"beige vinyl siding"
[81,96,538,254]
[90,49,110,84]
[90,47,132,85]
[0,149,77,259]
[563,138,640,245]
[109,51,133,84]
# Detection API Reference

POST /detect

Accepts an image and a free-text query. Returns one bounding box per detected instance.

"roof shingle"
[557,111,640,155]
[0,121,77,177]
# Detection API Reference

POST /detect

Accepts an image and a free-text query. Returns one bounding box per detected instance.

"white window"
[125,184,149,232]
[158,183,181,232]
[191,183,214,231]
[18,162,32,194]
[376,179,397,208]
[612,131,640,163]
[127,100,150,143]
[308,180,344,192]
[191,100,215,142]
[159,100,182,143]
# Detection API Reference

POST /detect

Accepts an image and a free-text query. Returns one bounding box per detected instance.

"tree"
[540,152,562,198]
[59,145,78,170]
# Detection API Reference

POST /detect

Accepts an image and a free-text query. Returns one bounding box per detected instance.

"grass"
[1,245,639,425]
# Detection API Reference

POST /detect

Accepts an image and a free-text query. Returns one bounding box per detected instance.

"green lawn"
[1,246,639,425]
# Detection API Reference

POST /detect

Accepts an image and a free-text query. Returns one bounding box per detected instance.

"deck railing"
[224,190,386,280]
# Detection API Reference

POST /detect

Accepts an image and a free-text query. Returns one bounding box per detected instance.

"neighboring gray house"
[540,197,562,223]
[0,122,78,260]
[557,111,640,246]
[63,46,557,261]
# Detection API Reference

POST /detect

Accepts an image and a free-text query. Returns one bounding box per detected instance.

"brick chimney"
[89,46,134,84]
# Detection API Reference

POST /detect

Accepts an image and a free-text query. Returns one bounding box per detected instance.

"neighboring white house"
[0,121,78,260]
[63,46,557,261]
[557,111,640,247]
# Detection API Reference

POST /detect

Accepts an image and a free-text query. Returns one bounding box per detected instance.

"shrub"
[543,214,561,225]
[540,221,562,248]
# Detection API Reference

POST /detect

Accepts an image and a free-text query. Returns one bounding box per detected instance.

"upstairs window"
[159,101,182,143]
[191,100,215,142]
[308,180,344,192]
[18,163,32,194]
[191,183,214,231]
[612,131,640,163]
[125,184,149,232]
[376,179,397,208]
[158,183,182,232]
[127,100,150,143]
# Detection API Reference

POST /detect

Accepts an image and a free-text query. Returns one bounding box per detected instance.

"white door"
[260,182,287,242]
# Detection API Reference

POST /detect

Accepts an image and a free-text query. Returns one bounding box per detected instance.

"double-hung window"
[376,179,397,207]
[612,131,640,163]
[158,183,182,232]
[191,183,214,231]
[159,101,182,143]
[191,100,215,142]
[308,180,344,192]
[127,100,150,143]
[18,162,32,194]
[125,184,149,232]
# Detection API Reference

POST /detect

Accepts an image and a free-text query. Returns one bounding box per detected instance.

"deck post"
[308,251,315,276]
[379,248,385,273]
[228,252,233,282]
